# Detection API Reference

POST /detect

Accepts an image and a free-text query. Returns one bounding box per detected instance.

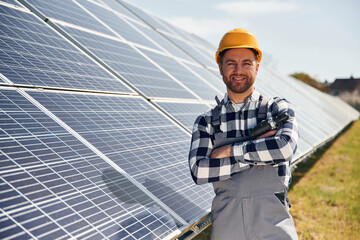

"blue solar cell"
[24,0,117,36]
[0,89,181,239]
[95,0,135,18]
[118,0,173,34]
[56,25,197,99]
[0,0,22,6]
[155,101,211,130]
[117,0,218,68]
[0,214,32,239]
[99,0,196,62]
[135,23,195,61]
[166,34,216,67]
[141,49,221,100]
[76,0,162,51]
[0,4,131,93]
[185,62,226,93]
[153,16,219,68]
[27,91,214,222]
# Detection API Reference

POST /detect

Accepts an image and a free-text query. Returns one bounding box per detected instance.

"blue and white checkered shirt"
[188,90,299,188]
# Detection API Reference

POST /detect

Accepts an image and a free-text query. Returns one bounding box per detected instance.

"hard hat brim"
[215,46,262,64]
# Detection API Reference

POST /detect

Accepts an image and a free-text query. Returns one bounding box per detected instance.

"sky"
[127,0,360,83]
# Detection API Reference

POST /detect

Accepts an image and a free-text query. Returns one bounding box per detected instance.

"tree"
[290,72,328,93]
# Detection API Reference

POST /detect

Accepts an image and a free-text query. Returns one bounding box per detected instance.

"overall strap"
[211,96,222,133]
[257,96,271,124]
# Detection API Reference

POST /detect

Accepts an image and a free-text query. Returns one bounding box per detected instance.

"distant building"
[329,76,360,110]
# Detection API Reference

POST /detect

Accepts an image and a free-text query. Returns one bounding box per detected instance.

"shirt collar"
[223,90,260,106]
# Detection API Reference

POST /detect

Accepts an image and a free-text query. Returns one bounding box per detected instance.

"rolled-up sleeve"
[188,114,249,185]
[231,98,299,165]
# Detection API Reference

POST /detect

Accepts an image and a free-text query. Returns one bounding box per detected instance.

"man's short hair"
[218,48,259,64]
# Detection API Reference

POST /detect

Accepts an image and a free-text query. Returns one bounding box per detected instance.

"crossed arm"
[210,130,277,158]
[188,101,299,185]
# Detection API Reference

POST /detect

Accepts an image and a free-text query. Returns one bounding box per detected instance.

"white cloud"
[214,1,300,15]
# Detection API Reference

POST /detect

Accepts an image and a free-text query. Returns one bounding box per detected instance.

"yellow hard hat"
[215,28,262,64]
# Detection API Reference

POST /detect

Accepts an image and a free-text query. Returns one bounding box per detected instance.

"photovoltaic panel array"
[0,89,179,239]
[0,0,359,240]
[26,90,213,223]
[20,0,222,101]
[255,67,358,157]
[118,0,217,70]
[154,101,211,131]
[0,4,132,93]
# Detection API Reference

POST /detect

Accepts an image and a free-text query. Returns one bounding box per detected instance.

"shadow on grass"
[290,141,332,189]
[290,121,353,189]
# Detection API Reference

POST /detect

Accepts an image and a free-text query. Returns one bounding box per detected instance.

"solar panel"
[117,0,174,35]
[184,62,226,94]
[25,90,213,223]
[21,0,118,36]
[0,89,180,239]
[117,0,218,70]
[23,0,210,100]
[0,5,131,93]
[154,101,211,131]
[47,20,198,99]
[140,49,222,100]
[74,0,163,51]
[133,23,195,62]
[1,0,359,239]
[158,33,217,69]
[157,22,217,67]
[256,66,357,146]
[0,0,22,7]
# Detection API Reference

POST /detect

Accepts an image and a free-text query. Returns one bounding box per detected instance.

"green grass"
[193,120,360,240]
[288,120,360,239]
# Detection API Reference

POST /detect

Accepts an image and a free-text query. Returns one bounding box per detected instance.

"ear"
[255,62,260,74]
[218,63,224,76]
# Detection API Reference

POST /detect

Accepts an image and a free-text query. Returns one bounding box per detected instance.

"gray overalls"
[210,97,298,240]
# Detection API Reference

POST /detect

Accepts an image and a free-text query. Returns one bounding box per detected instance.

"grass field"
[193,119,360,240]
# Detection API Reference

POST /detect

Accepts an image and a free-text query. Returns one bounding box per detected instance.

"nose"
[232,64,240,73]
[233,64,243,74]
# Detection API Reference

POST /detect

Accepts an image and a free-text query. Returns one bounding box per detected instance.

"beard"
[223,74,255,94]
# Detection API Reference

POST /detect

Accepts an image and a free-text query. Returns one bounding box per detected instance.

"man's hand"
[210,130,277,159]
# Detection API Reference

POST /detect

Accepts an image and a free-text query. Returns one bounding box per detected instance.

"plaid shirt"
[189,90,299,188]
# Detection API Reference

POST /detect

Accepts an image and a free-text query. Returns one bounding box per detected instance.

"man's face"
[219,48,259,95]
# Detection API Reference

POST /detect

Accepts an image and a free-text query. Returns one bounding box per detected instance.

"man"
[188,28,299,239]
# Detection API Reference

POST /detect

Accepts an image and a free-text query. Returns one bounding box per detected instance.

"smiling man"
[188,28,299,239]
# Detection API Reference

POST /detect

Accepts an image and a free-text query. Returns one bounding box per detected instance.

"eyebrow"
[225,58,254,63]
[243,59,253,63]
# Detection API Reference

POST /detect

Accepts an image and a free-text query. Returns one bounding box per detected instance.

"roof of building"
[329,76,360,92]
